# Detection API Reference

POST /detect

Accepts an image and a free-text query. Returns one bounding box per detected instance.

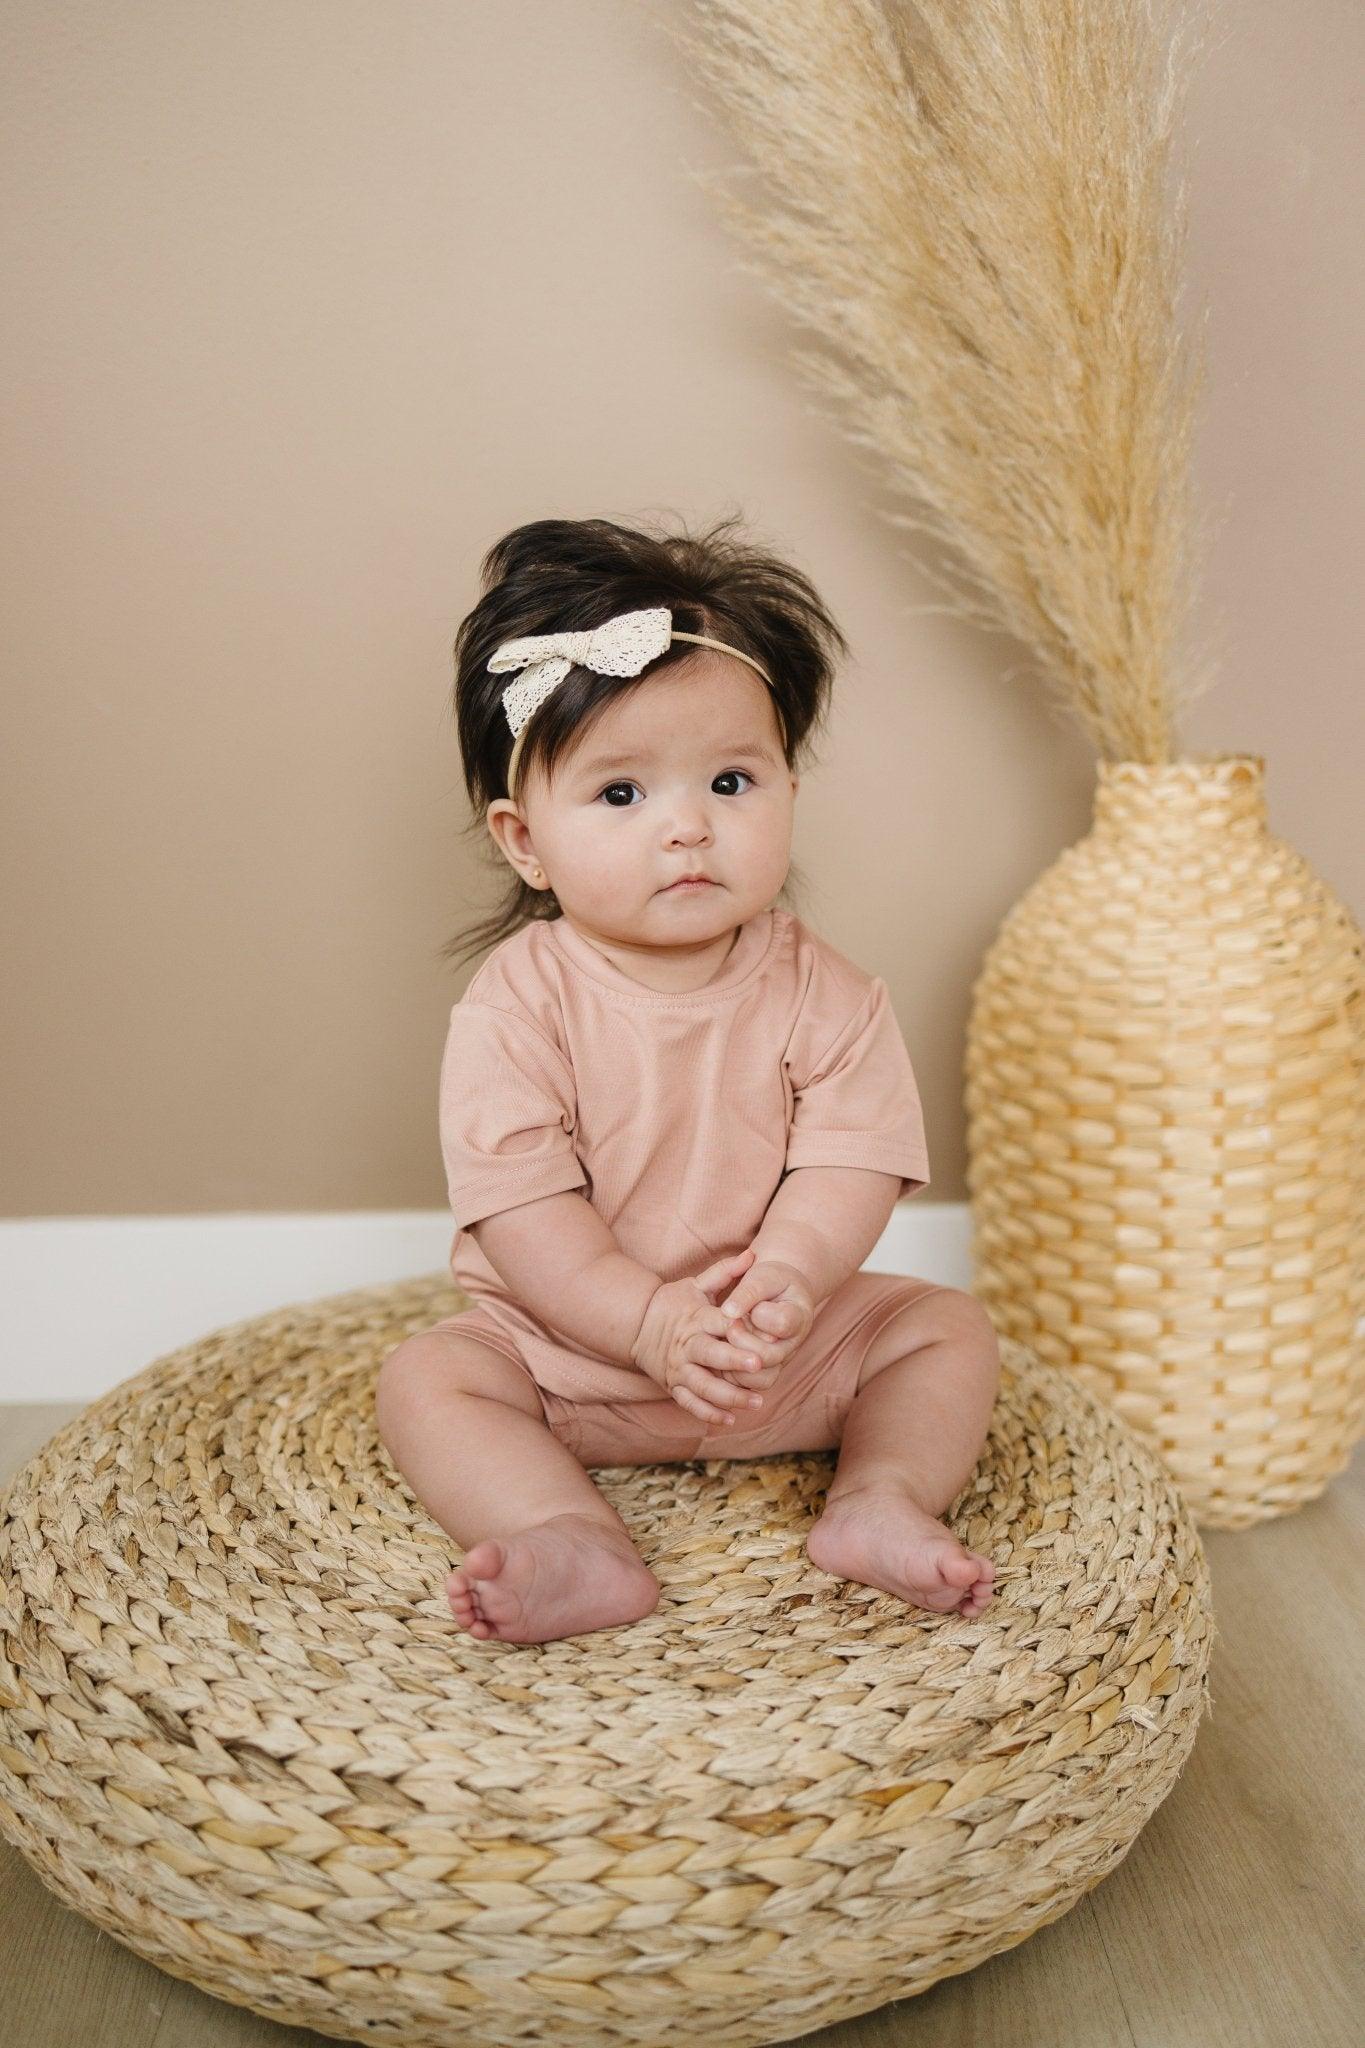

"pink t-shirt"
[438,906,930,1401]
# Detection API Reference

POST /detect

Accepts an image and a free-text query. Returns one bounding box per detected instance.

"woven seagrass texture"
[965,754,1365,1531]
[1,1272,1213,2048]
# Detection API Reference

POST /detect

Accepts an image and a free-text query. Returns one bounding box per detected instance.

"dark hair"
[439,510,847,972]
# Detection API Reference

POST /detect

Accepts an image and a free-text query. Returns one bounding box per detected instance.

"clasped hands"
[629,1245,816,1428]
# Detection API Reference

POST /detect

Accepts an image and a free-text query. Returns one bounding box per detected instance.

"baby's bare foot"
[806,1484,995,1617]
[446,1512,660,1645]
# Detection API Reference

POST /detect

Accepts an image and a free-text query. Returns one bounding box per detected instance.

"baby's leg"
[807,1286,1001,1618]
[375,1329,659,1644]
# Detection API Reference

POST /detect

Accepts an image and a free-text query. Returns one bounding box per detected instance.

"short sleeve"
[784,976,930,1199]
[439,1001,588,1230]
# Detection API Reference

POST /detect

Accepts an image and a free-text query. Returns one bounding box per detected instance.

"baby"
[376,514,1001,1645]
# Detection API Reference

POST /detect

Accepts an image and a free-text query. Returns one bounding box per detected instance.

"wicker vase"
[964,753,1365,1529]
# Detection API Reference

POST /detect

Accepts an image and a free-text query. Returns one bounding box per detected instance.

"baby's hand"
[717,1259,816,1379]
[630,1248,773,1427]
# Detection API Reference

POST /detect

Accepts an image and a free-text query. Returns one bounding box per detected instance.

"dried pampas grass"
[665,0,1226,761]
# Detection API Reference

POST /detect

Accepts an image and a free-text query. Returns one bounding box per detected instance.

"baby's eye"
[595,770,754,807]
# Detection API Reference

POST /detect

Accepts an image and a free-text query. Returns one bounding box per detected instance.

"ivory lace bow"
[486,606,777,792]
[487,607,676,739]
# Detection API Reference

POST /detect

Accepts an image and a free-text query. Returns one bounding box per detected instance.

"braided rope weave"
[0,1273,1213,2046]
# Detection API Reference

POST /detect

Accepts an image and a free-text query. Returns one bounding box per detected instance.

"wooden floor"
[1,1403,1361,2048]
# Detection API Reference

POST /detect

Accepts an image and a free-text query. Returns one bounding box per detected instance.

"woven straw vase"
[964,753,1365,1530]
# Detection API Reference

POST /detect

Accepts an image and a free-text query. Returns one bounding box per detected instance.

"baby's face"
[488,652,798,954]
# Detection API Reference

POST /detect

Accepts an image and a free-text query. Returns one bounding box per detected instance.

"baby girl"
[376,514,1001,1645]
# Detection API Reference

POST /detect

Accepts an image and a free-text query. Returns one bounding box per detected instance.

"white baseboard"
[0,1206,974,1404]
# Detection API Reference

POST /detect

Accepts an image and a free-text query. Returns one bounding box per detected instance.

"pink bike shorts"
[424,1268,947,1467]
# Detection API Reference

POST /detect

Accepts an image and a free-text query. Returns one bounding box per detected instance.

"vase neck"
[1092,755,1267,834]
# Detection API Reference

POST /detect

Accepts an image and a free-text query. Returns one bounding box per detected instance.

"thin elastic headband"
[486,605,777,794]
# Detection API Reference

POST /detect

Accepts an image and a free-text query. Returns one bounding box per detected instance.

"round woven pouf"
[0,1274,1213,2048]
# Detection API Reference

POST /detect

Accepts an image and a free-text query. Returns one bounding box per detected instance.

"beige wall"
[4,2,1362,1217]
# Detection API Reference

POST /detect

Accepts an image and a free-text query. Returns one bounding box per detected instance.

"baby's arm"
[471,1190,662,1365]
[742,1166,901,1315]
